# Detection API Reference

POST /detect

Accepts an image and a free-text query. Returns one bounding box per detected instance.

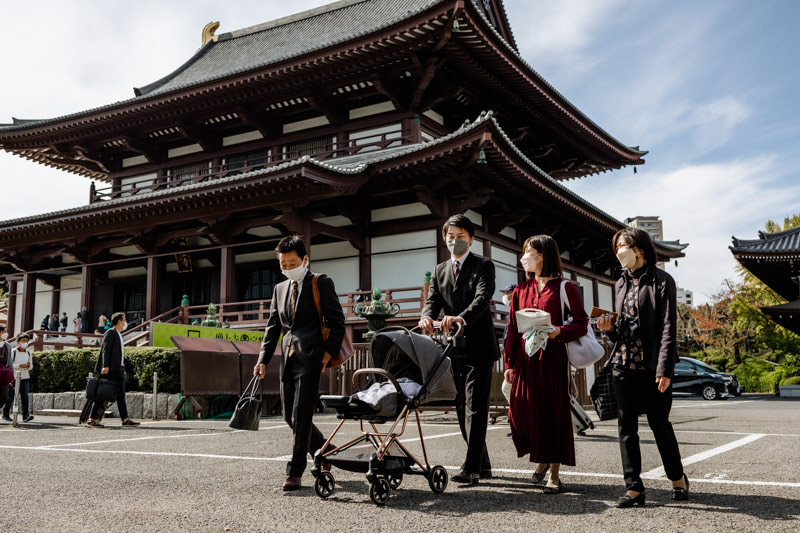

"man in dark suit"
[87,312,140,427]
[419,214,500,485]
[254,235,345,491]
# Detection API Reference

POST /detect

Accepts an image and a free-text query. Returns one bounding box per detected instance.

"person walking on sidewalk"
[2,332,34,423]
[86,312,140,428]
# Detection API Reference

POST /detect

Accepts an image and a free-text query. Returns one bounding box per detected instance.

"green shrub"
[30,347,180,393]
[781,376,800,386]
[732,358,777,393]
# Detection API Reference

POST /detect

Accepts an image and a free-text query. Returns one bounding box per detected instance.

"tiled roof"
[730,226,800,254]
[134,0,441,97]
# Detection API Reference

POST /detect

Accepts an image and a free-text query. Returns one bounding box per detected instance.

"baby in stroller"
[312,325,460,505]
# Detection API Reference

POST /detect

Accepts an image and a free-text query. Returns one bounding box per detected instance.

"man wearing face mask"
[2,332,34,423]
[0,326,12,411]
[86,312,140,427]
[254,235,345,491]
[419,214,500,485]
[597,227,687,508]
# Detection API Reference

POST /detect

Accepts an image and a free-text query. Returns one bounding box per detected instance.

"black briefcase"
[86,377,119,403]
[229,375,263,431]
[590,363,618,421]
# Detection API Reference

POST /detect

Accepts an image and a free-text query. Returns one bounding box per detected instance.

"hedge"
[29,347,180,394]
[782,376,800,386]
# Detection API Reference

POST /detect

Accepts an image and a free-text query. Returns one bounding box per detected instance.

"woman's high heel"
[615,491,646,508]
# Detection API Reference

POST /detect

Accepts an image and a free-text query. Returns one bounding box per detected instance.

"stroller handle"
[352,368,404,396]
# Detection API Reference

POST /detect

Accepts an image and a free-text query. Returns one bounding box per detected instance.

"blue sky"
[1,0,799,304]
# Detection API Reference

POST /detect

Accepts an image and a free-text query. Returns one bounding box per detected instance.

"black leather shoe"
[543,480,564,494]
[479,469,492,479]
[672,474,689,501]
[451,471,479,485]
[531,464,550,484]
[615,492,646,508]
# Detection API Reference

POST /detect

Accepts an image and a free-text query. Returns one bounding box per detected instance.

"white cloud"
[567,156,800,304]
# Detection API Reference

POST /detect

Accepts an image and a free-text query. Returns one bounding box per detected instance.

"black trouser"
[613,367,684,492]
[453,359,492,474]
[281,359,325,478]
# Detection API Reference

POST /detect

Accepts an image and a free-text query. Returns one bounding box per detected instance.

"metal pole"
[11,371,21,428]
[152,372,158,420]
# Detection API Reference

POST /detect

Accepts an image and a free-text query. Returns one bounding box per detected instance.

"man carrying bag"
[86,312,140,428]
[253,235,345,491]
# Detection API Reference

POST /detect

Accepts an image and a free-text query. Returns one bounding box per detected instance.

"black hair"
[612,227,657,266]
[442,214,476,239]
[110,312,126,325]
[275,235,307,258]
[0,326,5,332]
[522,234,563,280]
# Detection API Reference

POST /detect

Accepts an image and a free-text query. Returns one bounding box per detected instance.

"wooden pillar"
[20,273,36,332]
[436,222,449,264]
[358,238,372,291]
[220,246,235,304]
[592,278,600,308]
[482,239,492,259]
[50,276,61,316]
[146,256,160,320]
[7,280,17,336]
[81,265,95,329]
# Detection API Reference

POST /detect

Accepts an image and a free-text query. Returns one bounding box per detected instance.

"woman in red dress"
[504,235,589,494]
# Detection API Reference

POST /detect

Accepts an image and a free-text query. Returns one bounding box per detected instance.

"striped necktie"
[289,281,298,322]
[453,260,460,279]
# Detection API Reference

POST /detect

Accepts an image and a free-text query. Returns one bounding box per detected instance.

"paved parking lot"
[1,394,799,532]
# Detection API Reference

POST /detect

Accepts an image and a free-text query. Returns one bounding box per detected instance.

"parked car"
[672,357,743,400]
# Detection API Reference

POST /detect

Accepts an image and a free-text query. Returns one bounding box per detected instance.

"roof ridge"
[221,0,374,41]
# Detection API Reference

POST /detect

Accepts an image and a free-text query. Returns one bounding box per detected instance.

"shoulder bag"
[85,376,119,402]
[590,359,618,421]
[229,374,263,431]
[311,274,354,369]
[560,280,605,369]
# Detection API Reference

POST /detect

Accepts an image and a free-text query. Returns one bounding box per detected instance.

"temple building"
[0,0,685,337]
[731,226,800,335]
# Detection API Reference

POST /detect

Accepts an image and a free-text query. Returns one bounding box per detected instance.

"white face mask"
[19,342,28,349]
[501,294,511,306]
[616,246,638,270]
[281,258,308,282]
[0,333,7,340]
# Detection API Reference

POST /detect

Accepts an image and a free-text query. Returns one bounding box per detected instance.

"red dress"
[504,278,589,465]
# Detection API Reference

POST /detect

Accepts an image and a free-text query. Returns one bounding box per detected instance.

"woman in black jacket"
[597,227,688,507]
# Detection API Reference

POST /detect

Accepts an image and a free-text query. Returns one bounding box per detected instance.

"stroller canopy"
[369,327,457,404]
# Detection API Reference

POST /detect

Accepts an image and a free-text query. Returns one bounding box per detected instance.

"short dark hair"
[110,312,126,325]
[442,214,476,239]
[612,227,657,266]
[275,235,307,258]
[0,326,5,332]
[522,234,563,280]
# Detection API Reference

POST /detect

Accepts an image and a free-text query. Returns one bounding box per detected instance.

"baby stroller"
[311,324,460,505]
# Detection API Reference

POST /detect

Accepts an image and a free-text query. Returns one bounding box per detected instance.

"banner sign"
[151,322,265,347]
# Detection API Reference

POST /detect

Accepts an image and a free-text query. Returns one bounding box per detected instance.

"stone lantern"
[353,288,400,341]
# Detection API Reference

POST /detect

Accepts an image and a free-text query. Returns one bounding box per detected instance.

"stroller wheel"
[428,465,448,493]
[369,478,390,506]
[387,473,403,489]
[314,472,335,499]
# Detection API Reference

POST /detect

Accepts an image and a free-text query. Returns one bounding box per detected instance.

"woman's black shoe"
[615,492,646,508]
[672,474,690,501]
[531,464,550,485]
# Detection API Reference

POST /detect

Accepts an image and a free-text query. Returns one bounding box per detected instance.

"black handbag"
[590,362,618,421]
[229,375,263,431]
[86,376,119,402]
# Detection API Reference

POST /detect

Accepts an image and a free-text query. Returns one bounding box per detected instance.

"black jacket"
[257,271,345,379]
[422,253,500,367]
[608,264,678,378]
[95,328,124,377]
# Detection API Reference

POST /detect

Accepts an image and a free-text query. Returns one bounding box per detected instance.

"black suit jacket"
[95,328,124,377]
[422,253,500,367]
[257,270,345,380]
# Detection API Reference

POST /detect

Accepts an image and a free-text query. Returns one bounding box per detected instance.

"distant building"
[676,287,694,306]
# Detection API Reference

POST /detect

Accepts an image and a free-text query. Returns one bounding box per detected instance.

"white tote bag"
[560,280,605,369]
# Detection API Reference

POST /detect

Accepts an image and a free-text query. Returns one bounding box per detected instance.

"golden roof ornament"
[201,21,220,46]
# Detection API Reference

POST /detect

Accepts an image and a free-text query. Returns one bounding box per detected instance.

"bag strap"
[311,274,325,328]
[560,279,571,324]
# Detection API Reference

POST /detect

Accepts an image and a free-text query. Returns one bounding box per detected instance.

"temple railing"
[92,128,416,202]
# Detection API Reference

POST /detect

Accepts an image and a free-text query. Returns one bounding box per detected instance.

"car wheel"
[701,385,718,400]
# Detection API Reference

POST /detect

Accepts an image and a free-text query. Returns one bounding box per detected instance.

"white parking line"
[643,433,766,478]
[673,400,756,409]
[43,430,245,448]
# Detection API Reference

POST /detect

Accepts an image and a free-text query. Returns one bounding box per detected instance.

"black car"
[672,357,743,400]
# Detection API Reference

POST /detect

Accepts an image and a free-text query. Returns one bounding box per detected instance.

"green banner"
[151,322,265,347]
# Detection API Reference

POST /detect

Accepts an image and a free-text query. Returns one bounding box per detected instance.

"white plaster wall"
[33,279,52,328]
[598,282,614,312]
[313,257,359,294]
[59,275,83,318]
[372,230,436,294]
[576,275,595,313]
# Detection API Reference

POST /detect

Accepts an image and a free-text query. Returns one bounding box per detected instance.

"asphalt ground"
[1,394,798,532]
